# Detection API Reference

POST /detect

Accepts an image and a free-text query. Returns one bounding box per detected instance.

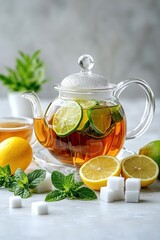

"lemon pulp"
[79,155,121,190]
[121,155,159,187]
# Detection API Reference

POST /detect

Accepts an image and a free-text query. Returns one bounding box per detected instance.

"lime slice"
[111,105,123,123]
[75,99,97,131]
[75,99,97,109]
[77,109,89,131]
[52,101,82,137]
[88,107,111,135]
[85,124,114,139]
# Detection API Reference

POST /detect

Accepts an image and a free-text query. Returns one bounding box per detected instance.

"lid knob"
[60,54,112,90]
[78,54,94,71]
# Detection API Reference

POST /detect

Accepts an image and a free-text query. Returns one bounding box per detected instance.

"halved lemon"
[52,100,82,137]
[79,155,121,190]
[121,155,159,187]
[88,107,111,135]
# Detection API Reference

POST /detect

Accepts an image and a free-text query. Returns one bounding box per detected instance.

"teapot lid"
[60,54,115,90]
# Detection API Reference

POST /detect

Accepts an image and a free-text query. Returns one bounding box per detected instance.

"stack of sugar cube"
[125,178,141,203]
[100,177,141,203]
[100,176,125,203]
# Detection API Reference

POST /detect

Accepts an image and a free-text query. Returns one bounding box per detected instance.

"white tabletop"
[0,98,160,240]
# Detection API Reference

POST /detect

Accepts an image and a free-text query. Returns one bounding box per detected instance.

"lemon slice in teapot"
[52,100,82,137]
[77,109,89,131]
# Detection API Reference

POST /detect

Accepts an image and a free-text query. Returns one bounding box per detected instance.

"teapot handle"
[114,78,155,140]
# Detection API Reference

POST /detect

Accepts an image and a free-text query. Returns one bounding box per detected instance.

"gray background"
[0,0,160,99]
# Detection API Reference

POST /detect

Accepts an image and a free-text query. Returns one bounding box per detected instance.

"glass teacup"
[0,116,35,144]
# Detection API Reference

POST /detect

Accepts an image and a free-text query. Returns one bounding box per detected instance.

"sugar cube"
[113,189,124,201]
[125,190,140,203]
[9,196,22,208]
[100,187,114,203]
[107,176,124,191]
[34,172,53,193]
[125,178,141,191]
[31,201,48,215]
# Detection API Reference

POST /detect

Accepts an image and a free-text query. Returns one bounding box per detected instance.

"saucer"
[33,147,135,175]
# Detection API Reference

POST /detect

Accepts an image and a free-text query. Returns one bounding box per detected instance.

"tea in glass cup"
[0,117,33,143]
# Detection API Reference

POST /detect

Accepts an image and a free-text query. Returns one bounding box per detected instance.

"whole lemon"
[139,140,160,178]
[0,137,33,174]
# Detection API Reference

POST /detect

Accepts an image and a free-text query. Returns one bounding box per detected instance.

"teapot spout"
[22,91,43,118]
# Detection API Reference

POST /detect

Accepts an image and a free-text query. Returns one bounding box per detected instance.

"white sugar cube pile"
[31,201,48,215]
[100,176,124,203]
[9,196,22,208]
[100,177,141,203]
[125,178,141,203]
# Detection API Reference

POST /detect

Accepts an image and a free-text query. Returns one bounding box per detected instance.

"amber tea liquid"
[0,121,33,143]
[34,104,126,167]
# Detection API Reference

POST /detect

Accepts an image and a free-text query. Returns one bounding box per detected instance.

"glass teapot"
[23,54,155,167]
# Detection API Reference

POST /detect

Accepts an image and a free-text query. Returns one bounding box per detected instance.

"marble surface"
[0,98,160,240]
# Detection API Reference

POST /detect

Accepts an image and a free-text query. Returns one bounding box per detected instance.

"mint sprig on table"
[0,166,97,201]
[0,165,46,198]
[45,171,97,201]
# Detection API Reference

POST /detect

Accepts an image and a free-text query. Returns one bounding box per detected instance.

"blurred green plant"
[0,50,47,92]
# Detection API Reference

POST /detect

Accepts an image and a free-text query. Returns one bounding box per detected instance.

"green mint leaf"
[14,169,28,186]
[75,187,97,200]
[72,181,84,190]
[0,165,11,176]
[27,169,46,189]
[0,169,5,187]
[14,186,31,198]
[66,190,79,200]
[63,173,75,190]
[45,171,97,201]
[0,179,4,187]
[3,176,14,189]
[3,165,11,175]
[31,49,41,60]
[51,171,65,190]
[45,190,66,202]
[0,166,4,176]
[7,179,17,192]
[0,165,13,188]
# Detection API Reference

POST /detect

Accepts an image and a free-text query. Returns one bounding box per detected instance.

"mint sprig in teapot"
[23,54,155,166]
